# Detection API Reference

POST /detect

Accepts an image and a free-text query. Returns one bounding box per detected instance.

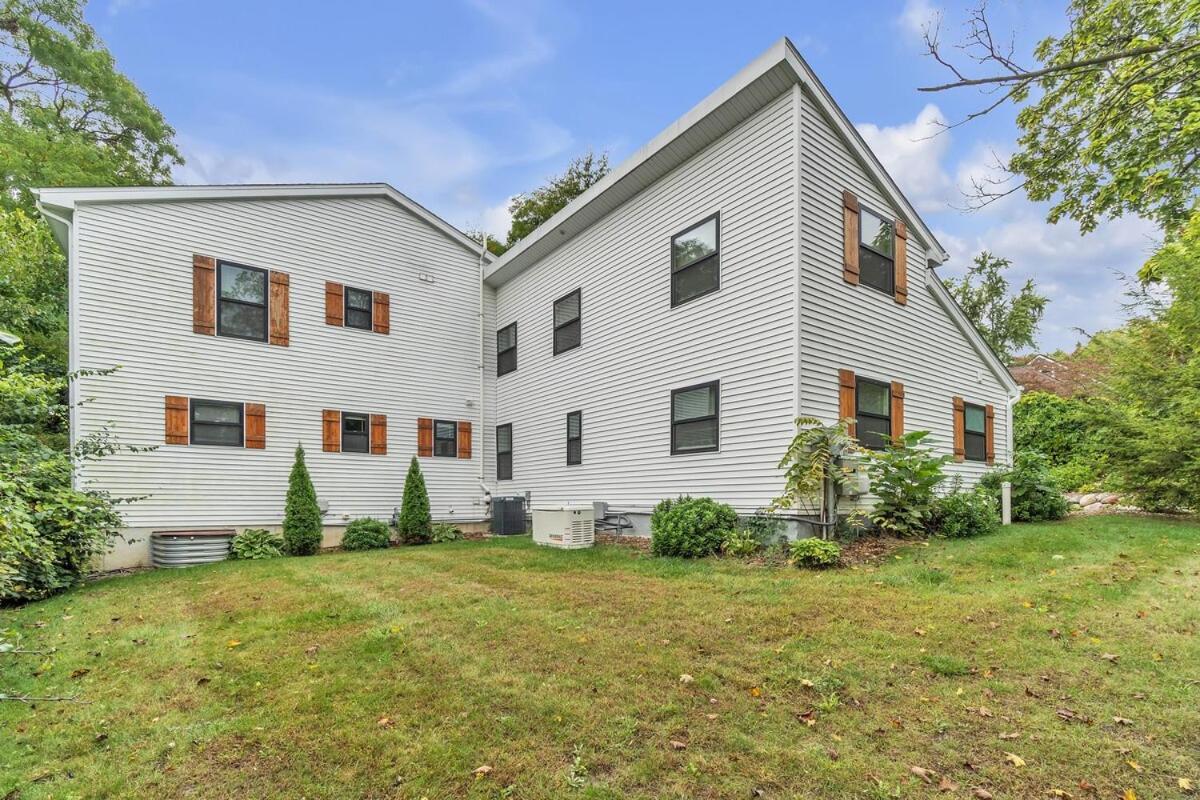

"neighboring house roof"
[33,183,491,261]
[1009,353,1082,397]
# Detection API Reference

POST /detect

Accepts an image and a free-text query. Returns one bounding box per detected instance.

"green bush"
[398,456,432,545]
[722,515,785,558]
[282,445,323,555]
[789,538,841,568]
[341,518,391,551]
[650,496,737,558]
[928,489,1000,538]
[431,522,461,543]
[979,451,1069,522]
[230,528,283,560]
[1047,459,1101,493]
[863,431,952,537]
[721,527,761,558]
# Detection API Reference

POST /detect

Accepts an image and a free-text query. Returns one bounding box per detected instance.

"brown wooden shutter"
[193,255,216,335]
[372,291,390,335]
[894,220,908,305]
[890,381,905,442]
[165,395,189,445]
[322,409,341,452]
[324,281,344,326]
[245,403,266,449]
[842,191,860,285]
[985,404,996,465]
[457,421,472,459]
[370,414,387,455]
[952,396,966,463]
[269,271,290,346]
[838,369,857,437]
[417,417,434,457]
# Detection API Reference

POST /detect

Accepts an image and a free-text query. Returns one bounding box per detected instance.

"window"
[670,213,720,306]
[496,423,512,480]
[856,377,892,450]
[190,399,243,447]
[964,403,987,462]
[497,322,517,376]
[217,261,268,342]
[344,286,373,330]
[671,381,719,454]
[859,207,894,295]
[566,411,582,465]
[342,412,369,453]
[433,419,457,457]
[553,290,581,355]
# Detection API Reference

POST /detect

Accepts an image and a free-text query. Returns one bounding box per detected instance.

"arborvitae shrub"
[282,445,323,555]
[398,456,432,545]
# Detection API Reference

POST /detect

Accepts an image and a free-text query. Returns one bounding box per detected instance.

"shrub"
[721,527,761,558]
[342,518,391,551]
[1047,459,1101,493]
[928,489,1000,538]
[431,522,461,543]
[398,456,432,545]
[650,496,737,558]
[230,528,283,560]
[862,431,952,537]
[282,445,323,555]
[789,537,841,568]
[722,515,784,558]
[979,451,1069,522]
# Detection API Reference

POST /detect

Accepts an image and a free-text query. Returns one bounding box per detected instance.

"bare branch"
[919,41,1179,92]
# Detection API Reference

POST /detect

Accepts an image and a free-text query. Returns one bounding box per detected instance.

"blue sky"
[93,0,1160,353]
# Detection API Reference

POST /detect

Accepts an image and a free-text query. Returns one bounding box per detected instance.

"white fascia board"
[927,272,1022,397]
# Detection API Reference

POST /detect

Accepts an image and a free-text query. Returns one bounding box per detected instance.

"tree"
[1,0,182,211]
[919,0,1199,236]
[282,445,322,555]
[397,456,431,545]
[0,207,65,372]
[465,229,508,257]
[505,150,609,247]
[944,251,1048,362]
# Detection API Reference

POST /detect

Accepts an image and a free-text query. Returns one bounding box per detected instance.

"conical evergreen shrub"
[282,444,323,555]
[398,456,432,545]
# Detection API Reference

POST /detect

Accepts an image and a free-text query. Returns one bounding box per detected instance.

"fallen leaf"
[826,748,839,761]
[472,765,492,777]
[1000,732,1020,740]
[678,674,695,685]
[1178,777,1194,793]
[1046,790,1072,798]
[70,668,90,679]
[749,686,762,698]
[939,776,959,792]
[1100,653,1120,663]
[973,789,994,799]
[226,640,242,649]
[669,740,687,751]
[377,717,393,728]
[913,628,927,637]
[1005,753,1026,767]
[1122,790,1137,800]
[304,645,320,656]
[910,765,937,783]
[1127,760,1142,772]
[1113,716,1133,726]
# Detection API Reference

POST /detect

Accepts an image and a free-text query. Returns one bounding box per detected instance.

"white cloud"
[898,0,940,38]
[857,104,954,213]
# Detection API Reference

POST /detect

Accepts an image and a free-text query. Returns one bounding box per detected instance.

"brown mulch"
[837,534,911,567]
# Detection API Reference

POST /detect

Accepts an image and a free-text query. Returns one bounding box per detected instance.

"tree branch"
[919,41,1177,92]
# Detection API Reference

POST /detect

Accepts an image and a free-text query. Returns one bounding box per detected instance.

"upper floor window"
[344,286,373,330]
[553,289,581,355]
[190,399,244,447]
[497,322,517,376]
[671,213,720,307]
[566,411,582,465]
[859,207,894,296]
[855,377,892,450]
[964,403,987,462]
[217,261,268,342]
[342,412,370,453]
[433,419,458,457]
[671,381,719,454]
[496,423,513,480]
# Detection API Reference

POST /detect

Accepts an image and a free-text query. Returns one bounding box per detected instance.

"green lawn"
[2,516,1199,799]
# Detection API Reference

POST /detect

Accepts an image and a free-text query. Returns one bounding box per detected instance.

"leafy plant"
[566,744,589,789]
[862,431,952,537]
[398,456,432,545]
[230,528,283,560]
[1013,391,1109,490]
[770,417,858,537]
[789,538,841,568]
[928,488,1000,539]
[341,518,390,551]
[721,527,761,558]
[650,496,737,559]
[431,522,461,543]
[282,445,323,556]
[979,452,1069,522]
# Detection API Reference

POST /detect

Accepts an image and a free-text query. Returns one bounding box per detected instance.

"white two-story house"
[36,39,1018,568]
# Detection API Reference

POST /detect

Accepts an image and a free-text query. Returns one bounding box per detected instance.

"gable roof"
[483,37,948,289]
[33,183,491,260]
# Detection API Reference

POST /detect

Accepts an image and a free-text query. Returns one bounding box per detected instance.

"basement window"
[671,381,719,454]
[190,399,244,447]
[856,377,892,450]
[217,261,268,342]
[670,213,720,306]
[497,323,517,376]
[553,289,581,355]
[964,403,987,462]
[859,207,894,296]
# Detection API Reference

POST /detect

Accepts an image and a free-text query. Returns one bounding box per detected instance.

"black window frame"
[566,410,582,465]
[858,205,895,296]
[189,398,244,448]
[553,289,582,356]
[963,402,987,463]
[497,322,517,376]
[343,285,374,331]
[855,376,892,451]
[216,260,269,343]
[670,212,721,308]
[496,423,512,480]
[670,380,720,455]
[433,418,458,458]
[341,411,370,454]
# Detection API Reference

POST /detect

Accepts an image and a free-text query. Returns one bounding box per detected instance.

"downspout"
[477,239,493,509]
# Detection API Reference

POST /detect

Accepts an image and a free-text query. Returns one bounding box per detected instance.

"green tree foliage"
[0,0,182,211]
[505,151,609,247]
[769,416,858,536]
[465,228,507,257]
[979,452,1070,522]
[649,495,738,558]
[282,445,322,555]
[944,252,1048,362]
[397,456,431,545]
[0,207,66,372]
[862,431,952,537]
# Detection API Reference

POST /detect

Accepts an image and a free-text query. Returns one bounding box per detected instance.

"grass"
[2,514,1199,799]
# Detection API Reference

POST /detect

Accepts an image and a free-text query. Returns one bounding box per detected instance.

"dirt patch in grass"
[838,533,910,565]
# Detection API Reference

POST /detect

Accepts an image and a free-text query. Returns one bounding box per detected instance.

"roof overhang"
[484,36,949,288]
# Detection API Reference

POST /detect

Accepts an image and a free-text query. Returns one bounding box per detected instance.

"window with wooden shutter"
[325,282,344,326]
[894,220,908,305]
[322,409,341,452]
[855,376,892,450]
[269,271,290,346]
[417,417,434,457]
[193,255,216,335]
[457,421,472,459]
[244,403,266,448]
[985,404,996,465]
[370,414,387,455]
[372,292,390,335]
[165,395,189,444]
[952,396,966,462]
[842,192,860,285]
[890,381,905,441]
[838,369,857,436]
